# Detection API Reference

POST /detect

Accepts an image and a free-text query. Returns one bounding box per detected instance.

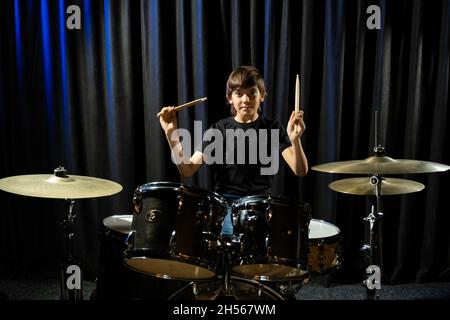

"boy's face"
[230,85,265,121]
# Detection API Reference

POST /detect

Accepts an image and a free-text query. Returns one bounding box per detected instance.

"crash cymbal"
[329,177,425,195]
[0,173,122,199]
[312,156,450,174]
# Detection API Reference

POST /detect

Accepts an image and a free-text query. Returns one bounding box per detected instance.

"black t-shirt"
[201,115,291,196]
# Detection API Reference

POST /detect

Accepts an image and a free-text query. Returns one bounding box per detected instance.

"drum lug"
[316,240,326,271]
[336,237,343,269]
[192,282,199,296]
[133,195,142,214]
[240,209,249,226]
[125,230,135,249]
[257,283,263,298]
[239,235,245,252]
[177,195,183,213]
[169,230,177,253]
[265,236,270,249]
[196,201,206,225]
[208,202,215,221]
[265,207,273,223]
[232,211,239,227]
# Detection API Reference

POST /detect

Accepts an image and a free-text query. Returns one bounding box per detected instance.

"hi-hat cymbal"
[329,177,425,195]
[312,156,450,174]
[0,174,123,199]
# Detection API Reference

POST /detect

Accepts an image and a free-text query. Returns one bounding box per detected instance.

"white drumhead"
[103,215,133,234]
[309,219,340,239]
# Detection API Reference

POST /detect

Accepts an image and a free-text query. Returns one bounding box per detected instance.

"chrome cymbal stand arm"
[59,199,83,301]
[362,174,383,300]
[373,175,384,276]
[64,199,75,261]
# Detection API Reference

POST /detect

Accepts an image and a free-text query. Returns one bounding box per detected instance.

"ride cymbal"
[0,173,122,199]
[329,177,425,195]
[312,156,450,174]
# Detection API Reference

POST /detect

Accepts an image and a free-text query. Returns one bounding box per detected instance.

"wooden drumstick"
[156,97,208,117]
[294,75,300,133]
[295,74,300,112]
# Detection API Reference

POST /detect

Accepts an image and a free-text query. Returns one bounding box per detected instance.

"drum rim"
[232,194,310,210]
[135,181,226,204]
[231,262,310,282]
[123,252,218,281]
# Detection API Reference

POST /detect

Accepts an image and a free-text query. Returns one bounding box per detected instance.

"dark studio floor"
[1,267,449,301]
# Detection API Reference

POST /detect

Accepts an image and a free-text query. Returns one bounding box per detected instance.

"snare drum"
[308,219,342,273]
[231,195,311,281]
[124,182,227,280]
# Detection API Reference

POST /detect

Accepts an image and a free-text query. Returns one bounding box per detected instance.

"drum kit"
[0,147,448,300]
[122,182,312,300]
[0,170,338,300]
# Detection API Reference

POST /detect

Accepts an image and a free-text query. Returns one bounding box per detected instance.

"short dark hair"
[226,65,266,115]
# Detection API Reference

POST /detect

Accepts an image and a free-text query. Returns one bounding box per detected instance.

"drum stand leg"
[222,250,233,296]
[219,244,287,300]
[166,281,196,300]
[277,280,307,300]
[229,276,286,300]
[361,174,384,300]
[166,241,286,300]
[58,199,83,301]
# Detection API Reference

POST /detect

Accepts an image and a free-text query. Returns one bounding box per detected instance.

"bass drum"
[94,215,185,300]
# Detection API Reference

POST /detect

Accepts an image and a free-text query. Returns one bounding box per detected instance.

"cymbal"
[0,174,123,199]
[329,177,425,195]
[312,156,450,174]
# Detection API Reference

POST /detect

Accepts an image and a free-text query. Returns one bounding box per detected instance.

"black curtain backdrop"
[1,0,449,285]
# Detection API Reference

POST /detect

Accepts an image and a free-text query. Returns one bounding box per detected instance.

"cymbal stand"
[58,198,83,300]
[361,173,384,300]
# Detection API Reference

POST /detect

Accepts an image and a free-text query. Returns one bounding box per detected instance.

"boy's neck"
[234,114,259,123]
